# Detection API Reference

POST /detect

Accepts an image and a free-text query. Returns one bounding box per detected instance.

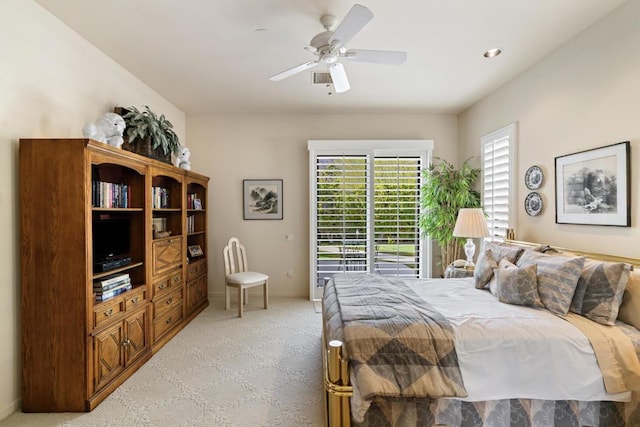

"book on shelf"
[95,283,133,302]
[94,273,130,288]
[94,277,131,293]
[152,217,168,233]
[92,181,130,208]
[152,186,169,209]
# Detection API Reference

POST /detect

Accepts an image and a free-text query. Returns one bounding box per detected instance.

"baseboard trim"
[0,397,21,421]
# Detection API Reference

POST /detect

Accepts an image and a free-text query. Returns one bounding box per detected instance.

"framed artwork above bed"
[555,141,630,227]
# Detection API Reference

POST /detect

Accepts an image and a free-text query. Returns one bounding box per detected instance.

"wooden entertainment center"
[19,139,209,412]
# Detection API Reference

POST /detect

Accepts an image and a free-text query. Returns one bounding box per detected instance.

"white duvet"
[406,277,631,402]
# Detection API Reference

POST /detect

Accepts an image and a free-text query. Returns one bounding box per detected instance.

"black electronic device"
[92,219,131,270]
[94,256,132,272]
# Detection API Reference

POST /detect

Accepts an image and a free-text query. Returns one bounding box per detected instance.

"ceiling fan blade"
[329,63,350,93]
[269,60,318,81]
[343,49,407,65]
[328,4,373,49]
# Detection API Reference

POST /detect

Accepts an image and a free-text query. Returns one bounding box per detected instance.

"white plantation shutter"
[482,124,517,241]
[308,140,432,300]
[373,157,423,276]
[314,154,370,284]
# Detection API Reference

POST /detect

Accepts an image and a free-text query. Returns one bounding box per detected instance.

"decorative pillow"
[474,248,498,289]
[570,260,631,325]
[485,241,524,264]
[494,263,542,307]
[618,270,640,329]
[489,258,516,297]
[516,249,586,316]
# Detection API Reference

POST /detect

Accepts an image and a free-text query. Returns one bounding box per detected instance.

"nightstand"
[444,264,474,278]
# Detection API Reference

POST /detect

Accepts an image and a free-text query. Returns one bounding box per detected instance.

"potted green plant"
[119,105,181,164]
[419,158,482,273]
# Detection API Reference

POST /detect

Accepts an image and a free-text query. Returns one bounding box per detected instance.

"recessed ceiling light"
[484,48,502,58]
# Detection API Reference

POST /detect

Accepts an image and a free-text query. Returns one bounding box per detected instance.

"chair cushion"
[226,271,268,286]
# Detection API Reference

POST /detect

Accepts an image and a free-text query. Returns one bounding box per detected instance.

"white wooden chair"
[223,237,268,318]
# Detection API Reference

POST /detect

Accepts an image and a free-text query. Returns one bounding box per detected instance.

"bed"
[322,240,640,427]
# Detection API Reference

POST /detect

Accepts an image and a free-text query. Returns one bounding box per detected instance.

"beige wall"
[458,0,640,258]
[0,0,185,418]
[186,114,458,298]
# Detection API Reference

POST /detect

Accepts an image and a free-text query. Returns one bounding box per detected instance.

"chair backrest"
[223,237,249,275]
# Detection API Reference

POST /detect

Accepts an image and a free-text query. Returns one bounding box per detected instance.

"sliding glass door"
[308,140,432,300]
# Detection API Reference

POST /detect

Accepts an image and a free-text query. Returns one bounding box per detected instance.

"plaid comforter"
[323,273,467,421]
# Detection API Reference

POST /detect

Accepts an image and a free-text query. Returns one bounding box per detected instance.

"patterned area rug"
[3,297,324,427]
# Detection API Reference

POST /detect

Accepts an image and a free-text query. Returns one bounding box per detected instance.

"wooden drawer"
[125,286,147,311]
[153,287,183,319]
[186,258,207,281]
[152,269,183,297]
[153,304,183,341]
[93,297,125,329]
[152,237,183,277]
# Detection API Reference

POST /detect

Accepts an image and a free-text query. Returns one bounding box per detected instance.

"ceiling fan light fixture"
[483,48,503,58]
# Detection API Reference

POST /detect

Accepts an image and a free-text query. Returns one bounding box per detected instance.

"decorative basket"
[122,137,171,164]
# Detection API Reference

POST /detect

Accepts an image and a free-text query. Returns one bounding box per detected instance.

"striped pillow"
[516,250,586,316]
[570,260,631,325]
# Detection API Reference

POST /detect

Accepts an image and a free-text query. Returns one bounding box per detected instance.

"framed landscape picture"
[243,179,283,220]
[555,141,630,226]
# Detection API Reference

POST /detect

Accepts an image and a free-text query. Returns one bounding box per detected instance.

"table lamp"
[452,208,490,269]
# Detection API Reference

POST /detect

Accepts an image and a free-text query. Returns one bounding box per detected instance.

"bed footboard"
[323,334,352,427]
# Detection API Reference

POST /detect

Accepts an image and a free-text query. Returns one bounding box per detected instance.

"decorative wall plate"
[525,192,543,216]
[525,165,543,190]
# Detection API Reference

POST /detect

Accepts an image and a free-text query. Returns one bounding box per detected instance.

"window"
[481,123,517,241]
[308,140,432,300]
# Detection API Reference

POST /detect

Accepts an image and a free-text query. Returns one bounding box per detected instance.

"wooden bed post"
[325,339,353,427]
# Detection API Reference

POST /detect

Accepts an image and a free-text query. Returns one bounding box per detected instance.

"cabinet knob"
[104,308,113,317]
[131,296,139,304]
[122,339,131,347]
[158,283,166,290]
[166,298,173,305]
[166,317,172,324]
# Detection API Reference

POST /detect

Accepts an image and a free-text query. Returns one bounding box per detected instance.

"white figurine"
[82,113,126,148]
[178,147,191,170]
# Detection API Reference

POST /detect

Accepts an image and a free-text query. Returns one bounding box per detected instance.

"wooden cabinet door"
[124,309,148,365]
[93,323,125,392]
[152,237,183,277]
[187,276,208,313]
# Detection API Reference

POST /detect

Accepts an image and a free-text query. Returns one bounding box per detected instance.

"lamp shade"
[452,208,490,238]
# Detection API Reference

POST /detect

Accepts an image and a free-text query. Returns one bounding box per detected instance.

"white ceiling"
[35,0,627,115]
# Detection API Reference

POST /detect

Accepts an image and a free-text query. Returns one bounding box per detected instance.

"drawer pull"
[166,298,173,305]
[158,283,167,290]
[172,276,180,283]
[131,296,139,304]
[166,317,172,324]
[104,308,113,317]
[168,239,173,243]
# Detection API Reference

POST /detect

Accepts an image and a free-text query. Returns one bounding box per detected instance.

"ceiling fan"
[268,4,407,94]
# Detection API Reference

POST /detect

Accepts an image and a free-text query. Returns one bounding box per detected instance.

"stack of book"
[94,273,132,302]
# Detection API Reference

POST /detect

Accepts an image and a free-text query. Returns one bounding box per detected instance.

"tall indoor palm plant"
[419,158,482,272]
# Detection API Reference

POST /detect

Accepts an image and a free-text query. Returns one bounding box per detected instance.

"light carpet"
[2,297,325,427]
